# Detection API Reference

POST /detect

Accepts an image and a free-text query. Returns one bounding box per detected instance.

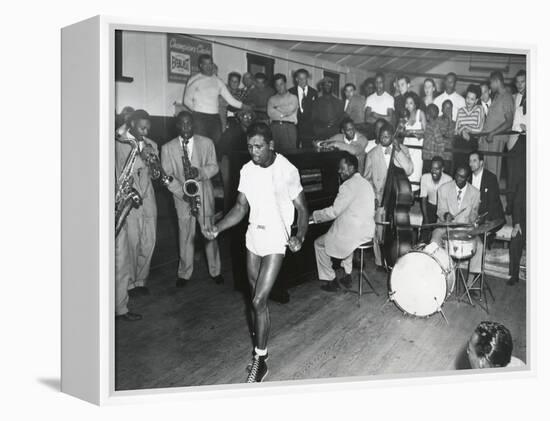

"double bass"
[377,128,414,269]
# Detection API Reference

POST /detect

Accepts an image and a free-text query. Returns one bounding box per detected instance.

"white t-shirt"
[238,154,303,229]
[366,92,394,115]
[420,173,452,205]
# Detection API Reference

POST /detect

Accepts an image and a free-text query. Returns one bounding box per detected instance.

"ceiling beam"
[314,43,340,59]
[289,48,524,63]
[336,45,368,65]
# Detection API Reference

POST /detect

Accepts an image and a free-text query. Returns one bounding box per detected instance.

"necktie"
[384,147,391,155]
[457,189,462,206]
[182,138,190,158]
[520,92,526,115]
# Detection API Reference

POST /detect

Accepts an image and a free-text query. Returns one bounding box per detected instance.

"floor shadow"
[37,377,61,391]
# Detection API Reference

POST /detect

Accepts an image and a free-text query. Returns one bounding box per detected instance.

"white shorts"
[245,224,287,257]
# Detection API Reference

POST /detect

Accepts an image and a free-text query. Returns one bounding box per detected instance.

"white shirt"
[509,92,527,150]
[344,98,350,111]
[297,85,309,113]
[238,154,303,229]
[183,73,242,114]
[125,131,145,152]
[471,169,483,191]
[455,184,467,208]
[366,91,394,115]
[481,98,492,116]
[344,134,357,145]
[420,172,452,205]
[507,356,526,368]
[179,135,194,160]
[383,145,393,168]
[434,91,466,121]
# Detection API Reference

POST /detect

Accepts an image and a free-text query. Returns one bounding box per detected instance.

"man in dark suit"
[311,77,345,141]
[343,83,366,125]
[507,173,526,285]
[289,68,318,148]
[468,151,504,223]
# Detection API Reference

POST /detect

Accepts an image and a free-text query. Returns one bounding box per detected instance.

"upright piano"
[229,149,346,292]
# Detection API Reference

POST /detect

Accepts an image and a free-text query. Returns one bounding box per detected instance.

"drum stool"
[350,241,378,307]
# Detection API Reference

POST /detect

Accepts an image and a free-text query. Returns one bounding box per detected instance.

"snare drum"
[443,228,477,260]
[389,242,455,317]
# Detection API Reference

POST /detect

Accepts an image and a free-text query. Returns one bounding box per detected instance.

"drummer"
[431,165,482,275]
[420,157,452,221]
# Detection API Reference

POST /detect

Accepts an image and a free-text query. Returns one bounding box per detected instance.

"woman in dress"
[422,78,438,107]
[401,92,426,192]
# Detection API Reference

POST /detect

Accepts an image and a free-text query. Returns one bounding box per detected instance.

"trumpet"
[139,143,173,187]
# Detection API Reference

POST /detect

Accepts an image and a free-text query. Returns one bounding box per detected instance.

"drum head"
[390,251,447,317]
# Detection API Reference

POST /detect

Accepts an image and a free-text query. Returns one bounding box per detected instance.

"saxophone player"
[115,109,158,321]
[161,111,223,287]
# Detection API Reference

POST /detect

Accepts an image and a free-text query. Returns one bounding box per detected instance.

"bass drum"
[389,242,456,317]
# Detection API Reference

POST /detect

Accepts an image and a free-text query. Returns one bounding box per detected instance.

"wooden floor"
[115,234,527,391]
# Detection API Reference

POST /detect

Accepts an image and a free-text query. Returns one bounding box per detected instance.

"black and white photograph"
[113,29,528,389]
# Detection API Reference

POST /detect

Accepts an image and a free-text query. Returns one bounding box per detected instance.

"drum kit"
[386,220,502,323]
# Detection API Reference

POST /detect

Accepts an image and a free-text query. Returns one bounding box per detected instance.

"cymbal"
[420,222,473,228]
[468,219,505,236]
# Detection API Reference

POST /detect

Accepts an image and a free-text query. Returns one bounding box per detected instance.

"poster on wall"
[167,34,213,83]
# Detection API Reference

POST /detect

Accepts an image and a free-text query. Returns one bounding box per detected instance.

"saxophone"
[181,138,201,218]
[115,137,142,237]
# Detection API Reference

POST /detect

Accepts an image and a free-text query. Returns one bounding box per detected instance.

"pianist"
[312,154,376,292]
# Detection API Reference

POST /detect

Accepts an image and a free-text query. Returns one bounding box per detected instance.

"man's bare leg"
[251,253,284,350]
[245,252,284,383]
[246,251,262,339]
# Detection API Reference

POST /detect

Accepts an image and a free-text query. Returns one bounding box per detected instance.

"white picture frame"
[61,15,535,405]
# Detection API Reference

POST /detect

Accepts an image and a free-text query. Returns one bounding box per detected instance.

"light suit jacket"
[436,181,480,223]
[161,135,219,219]
[115,132,158,219]
[312,173,375,258]
[344,94,366,124]
[363,144,414,204]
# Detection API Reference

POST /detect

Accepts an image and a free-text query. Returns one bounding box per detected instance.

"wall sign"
[167,34,213,83]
